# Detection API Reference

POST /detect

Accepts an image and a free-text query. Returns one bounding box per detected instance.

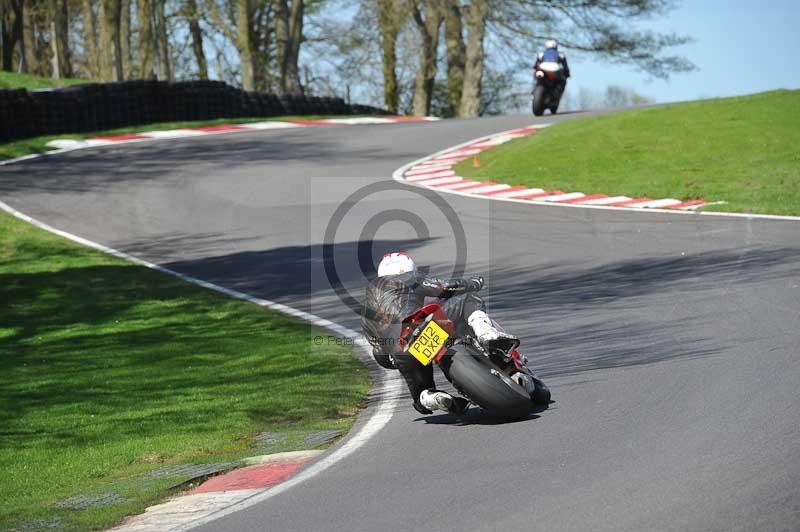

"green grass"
[0,115,374,161]
[456,90,800,216]
[0,212,370,531]
[0,71,87,90]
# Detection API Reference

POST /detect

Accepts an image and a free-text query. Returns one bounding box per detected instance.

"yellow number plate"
[407,320,449,366]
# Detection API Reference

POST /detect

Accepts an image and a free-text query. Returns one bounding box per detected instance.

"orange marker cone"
[472,154,480,168]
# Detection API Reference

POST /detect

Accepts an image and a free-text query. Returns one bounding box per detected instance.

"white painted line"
[471,135,518,147]
[416,159,459,166]
[46,139,86,150]
[466,184,511,195]
[492,187,546,198]
[320,117,396,125]
[173,377,402,531]
[405,164,454,175]
[0,194,402,531]
[390,125,800,222]
[240,450,324,466]
[139,129,206,139]
[414,176,464,186]
[629,198,683,209]
[536,192,586,202]
[681,201,714,210]
[444,148,482,157]
[433,153,469,160]
[434,180,482,190]
[85,139,115,147]
[405,170,455,182]
[577,196,631,205]
[237,121,302,130]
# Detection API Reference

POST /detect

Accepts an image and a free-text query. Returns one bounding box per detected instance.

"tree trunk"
[459,0,487,118]
[119,0,130,78]
[99,0,122,81]
[251,3,272,91]
[284,0,302,94]
[443,0,464,115]
[411,0,441,116]
[154,0,169,79]
[236,0,254,90]
[376,0,401,113]
[49,0,72,78]
[135,0,151,78]
[1,0,23,72]
[273,0,286,94]
[274,0,303,95]
[185,0,207,79]
[82,0,98,77]
[21,0,35,73]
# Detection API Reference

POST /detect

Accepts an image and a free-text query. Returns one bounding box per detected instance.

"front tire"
[443,345,532,418]
[532,84,546,116]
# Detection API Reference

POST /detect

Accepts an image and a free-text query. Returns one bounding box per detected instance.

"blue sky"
[567,0,800,102]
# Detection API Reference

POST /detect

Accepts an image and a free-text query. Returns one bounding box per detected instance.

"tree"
[274,0,304,95]
[119,0,131,77]
[410,0,441,116]
[251,1,275,91]
[1,0,23,71]
[376,0,404,113]
[442,0,464,113]
[185,0,208,79]
[235,0,254,89]
[49,0,72,78]
[136,0,152,78]
[83,0,99,77]
[99,0,122,81]
[458,0,487,117]
[153,0,170,79]
[489,0,694,80]
[21,0,36,73]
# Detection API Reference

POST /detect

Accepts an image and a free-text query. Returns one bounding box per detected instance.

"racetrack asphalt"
[1,111,798,532]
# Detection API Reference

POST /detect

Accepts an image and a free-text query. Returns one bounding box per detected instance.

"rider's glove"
[469,276,484,291]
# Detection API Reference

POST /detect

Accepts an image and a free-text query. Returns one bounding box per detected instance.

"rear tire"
[532,85,546,116]
[443,344,532,418]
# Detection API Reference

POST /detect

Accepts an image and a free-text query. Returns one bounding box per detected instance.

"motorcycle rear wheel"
[532,85,546,116]
[443,344,532,418]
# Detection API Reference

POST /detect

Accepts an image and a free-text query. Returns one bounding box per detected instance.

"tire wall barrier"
[0,80,390,142]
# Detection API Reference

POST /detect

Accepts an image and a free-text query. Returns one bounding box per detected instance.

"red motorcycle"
[532,61,565,116]
[400,304,550,418]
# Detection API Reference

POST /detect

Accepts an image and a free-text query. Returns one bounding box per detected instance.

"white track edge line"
[0,118,437,164]
[0,196,401,531]
[391,126,800,223]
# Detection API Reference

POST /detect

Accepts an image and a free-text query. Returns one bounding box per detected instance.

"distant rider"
[534,39,570,98]
[362,252,517,416]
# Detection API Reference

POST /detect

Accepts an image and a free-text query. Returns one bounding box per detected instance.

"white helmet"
[377,252,416,277]
[545,39,558,50]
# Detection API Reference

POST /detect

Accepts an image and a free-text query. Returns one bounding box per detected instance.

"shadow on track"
[153,240,799,379]
[415,402,552,426]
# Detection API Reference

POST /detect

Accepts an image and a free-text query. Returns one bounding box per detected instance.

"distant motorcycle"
[532,61,565,116]
[400,303,550,418]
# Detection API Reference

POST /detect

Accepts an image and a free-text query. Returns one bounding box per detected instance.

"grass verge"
[455,90,800,216]
[0,71,87,90]
[0,211,370,531]
[0,115,373,161]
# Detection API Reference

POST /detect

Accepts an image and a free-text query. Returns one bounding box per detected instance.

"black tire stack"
[0,80,391,143]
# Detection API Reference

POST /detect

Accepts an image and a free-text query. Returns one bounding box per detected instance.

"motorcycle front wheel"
[442,344,532,418]
[532,84,546,116]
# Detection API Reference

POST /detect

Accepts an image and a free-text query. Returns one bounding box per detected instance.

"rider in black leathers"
[362,252,516,415]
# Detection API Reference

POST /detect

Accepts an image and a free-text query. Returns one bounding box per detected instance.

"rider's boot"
[467,310,518,352]
[419,389,470,415]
